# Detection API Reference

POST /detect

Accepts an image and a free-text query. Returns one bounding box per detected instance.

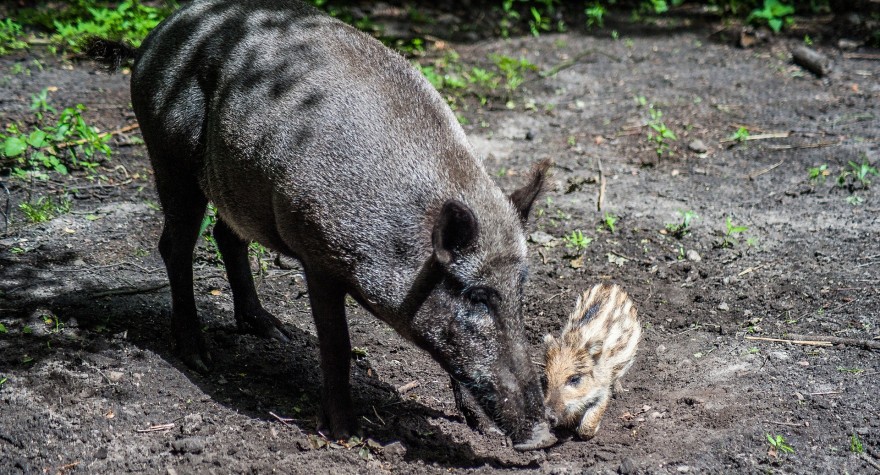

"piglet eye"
[566,375,582,386]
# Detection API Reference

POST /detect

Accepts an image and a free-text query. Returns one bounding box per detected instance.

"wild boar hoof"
[512,422,557,451]
[236,308,292,343]
[318,416,361,441]
[179,350,212,374]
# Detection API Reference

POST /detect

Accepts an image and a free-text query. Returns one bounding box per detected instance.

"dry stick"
[597,158,606,212]
[744,336,832,347]
[809,390,842,396]
[540,49,596,78]
[52,123,140,151]
[371,405,387,426]
[766,140,840,151]
[397,381,420,394]
[860,453,880,472]
[785,334,880,351]
[269,411,293,425]
[56,461,81,472]
[746,159,785,180]
[136,423,175,433]
[720,131,790,144]
[764,420,803,427]
[843,52,880,60]
[91,282,169,298]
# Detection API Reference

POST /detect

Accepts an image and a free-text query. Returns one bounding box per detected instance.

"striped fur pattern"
[543,284,641,439]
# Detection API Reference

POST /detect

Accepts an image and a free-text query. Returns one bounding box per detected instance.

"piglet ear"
[432,199,479,266]
[509,159,553,225]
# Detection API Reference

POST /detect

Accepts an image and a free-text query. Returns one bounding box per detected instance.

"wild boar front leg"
[307,273,359,439]
[213,218,291,342]
[576,392,610,440]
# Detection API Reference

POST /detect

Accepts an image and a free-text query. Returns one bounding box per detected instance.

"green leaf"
[3,136,27,157]
[0,323,7,333]
[27,129,48,148]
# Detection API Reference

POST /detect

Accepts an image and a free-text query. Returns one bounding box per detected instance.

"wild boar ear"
[432,199,479,266]
[543,333,558,347]
[509,158,552,225]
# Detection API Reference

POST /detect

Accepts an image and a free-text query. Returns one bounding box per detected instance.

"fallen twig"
[372,405,386,426]
[91,282,169,298]
[785,334,880,351]
[52,123,140,151]
[860,452,880,472]
[541,49,596,78]
[766,140,840,150]
[745,336,832,347]
[764,420,803,427]
[745,159,785,180]
[721,131,790,144]
[809,390,842,396]
[843,52,880,60]
[269,411,293,425]
[597,158,606,211]
[136,423,175,433]
[397,381,420,394]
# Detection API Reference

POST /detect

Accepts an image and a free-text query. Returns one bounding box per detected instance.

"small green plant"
[0,323,7,333]
[48,1,175,52]
[666,210,697,238]
[2,99,112,179]
[19,195,71,223]
[766,433,794,455]
[730,126,750,143]
[803,34,813,46]
[850,434,864,454]
[721,216,748,248]
[808,164,829,183]
[602,212,618,233]
[846,195,864,206]
[748,0,795,33]
[837,160,878,189]
[647,106,677,157]
[490,54,538,92]
[42,314,64,334]
[564,230,593,251]
[585,3,607,27]
[249,242,271,275]
[0,19,29,56]
[0,376,7,387]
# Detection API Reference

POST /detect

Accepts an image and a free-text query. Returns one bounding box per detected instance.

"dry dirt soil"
[1,12,879,475]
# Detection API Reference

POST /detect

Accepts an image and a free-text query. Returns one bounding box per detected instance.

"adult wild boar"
[118,0,554,450]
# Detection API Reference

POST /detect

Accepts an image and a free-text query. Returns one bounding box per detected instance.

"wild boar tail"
[82,37,138,71]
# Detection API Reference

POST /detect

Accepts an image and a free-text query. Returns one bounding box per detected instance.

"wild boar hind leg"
[212,218,292,343]
[155,174,211,373]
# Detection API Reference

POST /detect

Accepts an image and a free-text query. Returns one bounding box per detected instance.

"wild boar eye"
[566,375,582,386]
[465,287,500,312]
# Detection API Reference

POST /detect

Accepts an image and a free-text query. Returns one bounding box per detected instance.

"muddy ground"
[1,10,879,475]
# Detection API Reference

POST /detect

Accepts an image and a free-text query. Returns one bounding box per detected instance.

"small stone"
[677,465,691,473]
[107,371,124,383]
[525,130,535,141]
[182,413,203,435]
[656,344,667,354]
[167,469,178,475]
[688,139,708,153]
[529,231,557,246]
[651,411,662,419]
[798,360,809,367]
[170,436,206,454]
[382,441,407,459]
[95,447,108,459]
[838,39,861,50]
[686,250,701,262]
[794,392,804,401]
[717,302,730,311]
[618,457,637,474]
